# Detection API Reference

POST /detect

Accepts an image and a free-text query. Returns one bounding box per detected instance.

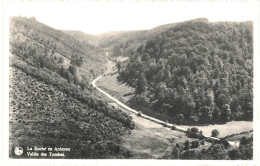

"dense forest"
[118,18,253,125]
[9,16,134,158]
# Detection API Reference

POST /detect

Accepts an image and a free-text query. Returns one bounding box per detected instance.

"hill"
[63,30,99,46]
[10,17,106,82]
[64,21,178,58]
[97,22,179,57]
[9,16,134,158]
[118,18,253,125]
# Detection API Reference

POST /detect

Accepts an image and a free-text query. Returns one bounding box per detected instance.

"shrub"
[180,150,196,159]
[162,123,168,127]
[219,139,230,149]
[184,140,190,150]
[191,127,199,133]
[68,65,77,75]
[228,149,242,160]
[201,148,206,154]
[58,57,64,63]
[186,127,204,139]
[211,129,220,137]
[137,111,142,117]
[191,140,200,148]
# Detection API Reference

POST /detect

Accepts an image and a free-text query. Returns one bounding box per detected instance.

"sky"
[3,0,258,34]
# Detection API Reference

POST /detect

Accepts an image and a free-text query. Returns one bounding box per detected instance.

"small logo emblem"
[14,147,23,155]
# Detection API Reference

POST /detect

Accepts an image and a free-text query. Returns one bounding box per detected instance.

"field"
[121,113,211,158]
[224,131,253,142]
[179,121,253,138]
[96,59,135,103]
[97,73,135,103]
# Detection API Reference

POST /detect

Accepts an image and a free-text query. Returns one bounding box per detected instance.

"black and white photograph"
[1,0,260,165]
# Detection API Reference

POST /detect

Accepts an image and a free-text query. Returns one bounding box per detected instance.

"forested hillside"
[118,18,253,125]
[9,16,134,158]
[10,17,106,82]
[98,23,178,57]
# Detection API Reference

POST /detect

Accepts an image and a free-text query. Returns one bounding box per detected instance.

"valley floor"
[95,59,253,158]
[95,59,209,158]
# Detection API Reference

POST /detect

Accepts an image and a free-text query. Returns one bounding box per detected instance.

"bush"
[228,149,242,160]
[180,150,196,159]
[58,57,64,63]
[219,139,230,149]
[68,65,77,75]
[201,148,206,154]
[184,140,190,150]
[186,127,204,139]
[191,127,199,133]
[191,140,200,148]
[137,111,142,117]
[211,129,220,137]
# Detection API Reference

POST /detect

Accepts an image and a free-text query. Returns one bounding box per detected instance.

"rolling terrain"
[9,16,254,160]
[9,17,134,159]
[95,60,253,159]
[118,18,253,125]
[93,60,210,158]
[93,18,254,159]
[64,21,179,57]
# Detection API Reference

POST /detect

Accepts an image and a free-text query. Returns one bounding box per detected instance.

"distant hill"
[118,18,253,125]
[63,30,99,46]
[96,22,180,57]
[9,16,134,158]
[64,21,180,57]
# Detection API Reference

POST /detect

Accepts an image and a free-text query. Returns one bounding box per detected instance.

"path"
[91,60,239,148]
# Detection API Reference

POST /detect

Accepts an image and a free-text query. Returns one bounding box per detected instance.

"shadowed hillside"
[9,16,134,159]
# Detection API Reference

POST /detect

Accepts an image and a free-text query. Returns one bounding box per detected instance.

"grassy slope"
[97,73,135,103]
[9,67,129,158]
[10,17,106,81]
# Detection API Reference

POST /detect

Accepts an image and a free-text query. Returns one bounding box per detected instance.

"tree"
[220,104,232,122]
[175,114,184,124]
[171,145,181,159]
[210,144,229,160]
[200,106,212,124]
[191,140,200,148]
[136,73,147,93]
[228,149,242,160]
[68,65,77,75]
[211,129,220,137]
[58,57,64,63]
[75,57,83,67]
[184,140,190,150]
